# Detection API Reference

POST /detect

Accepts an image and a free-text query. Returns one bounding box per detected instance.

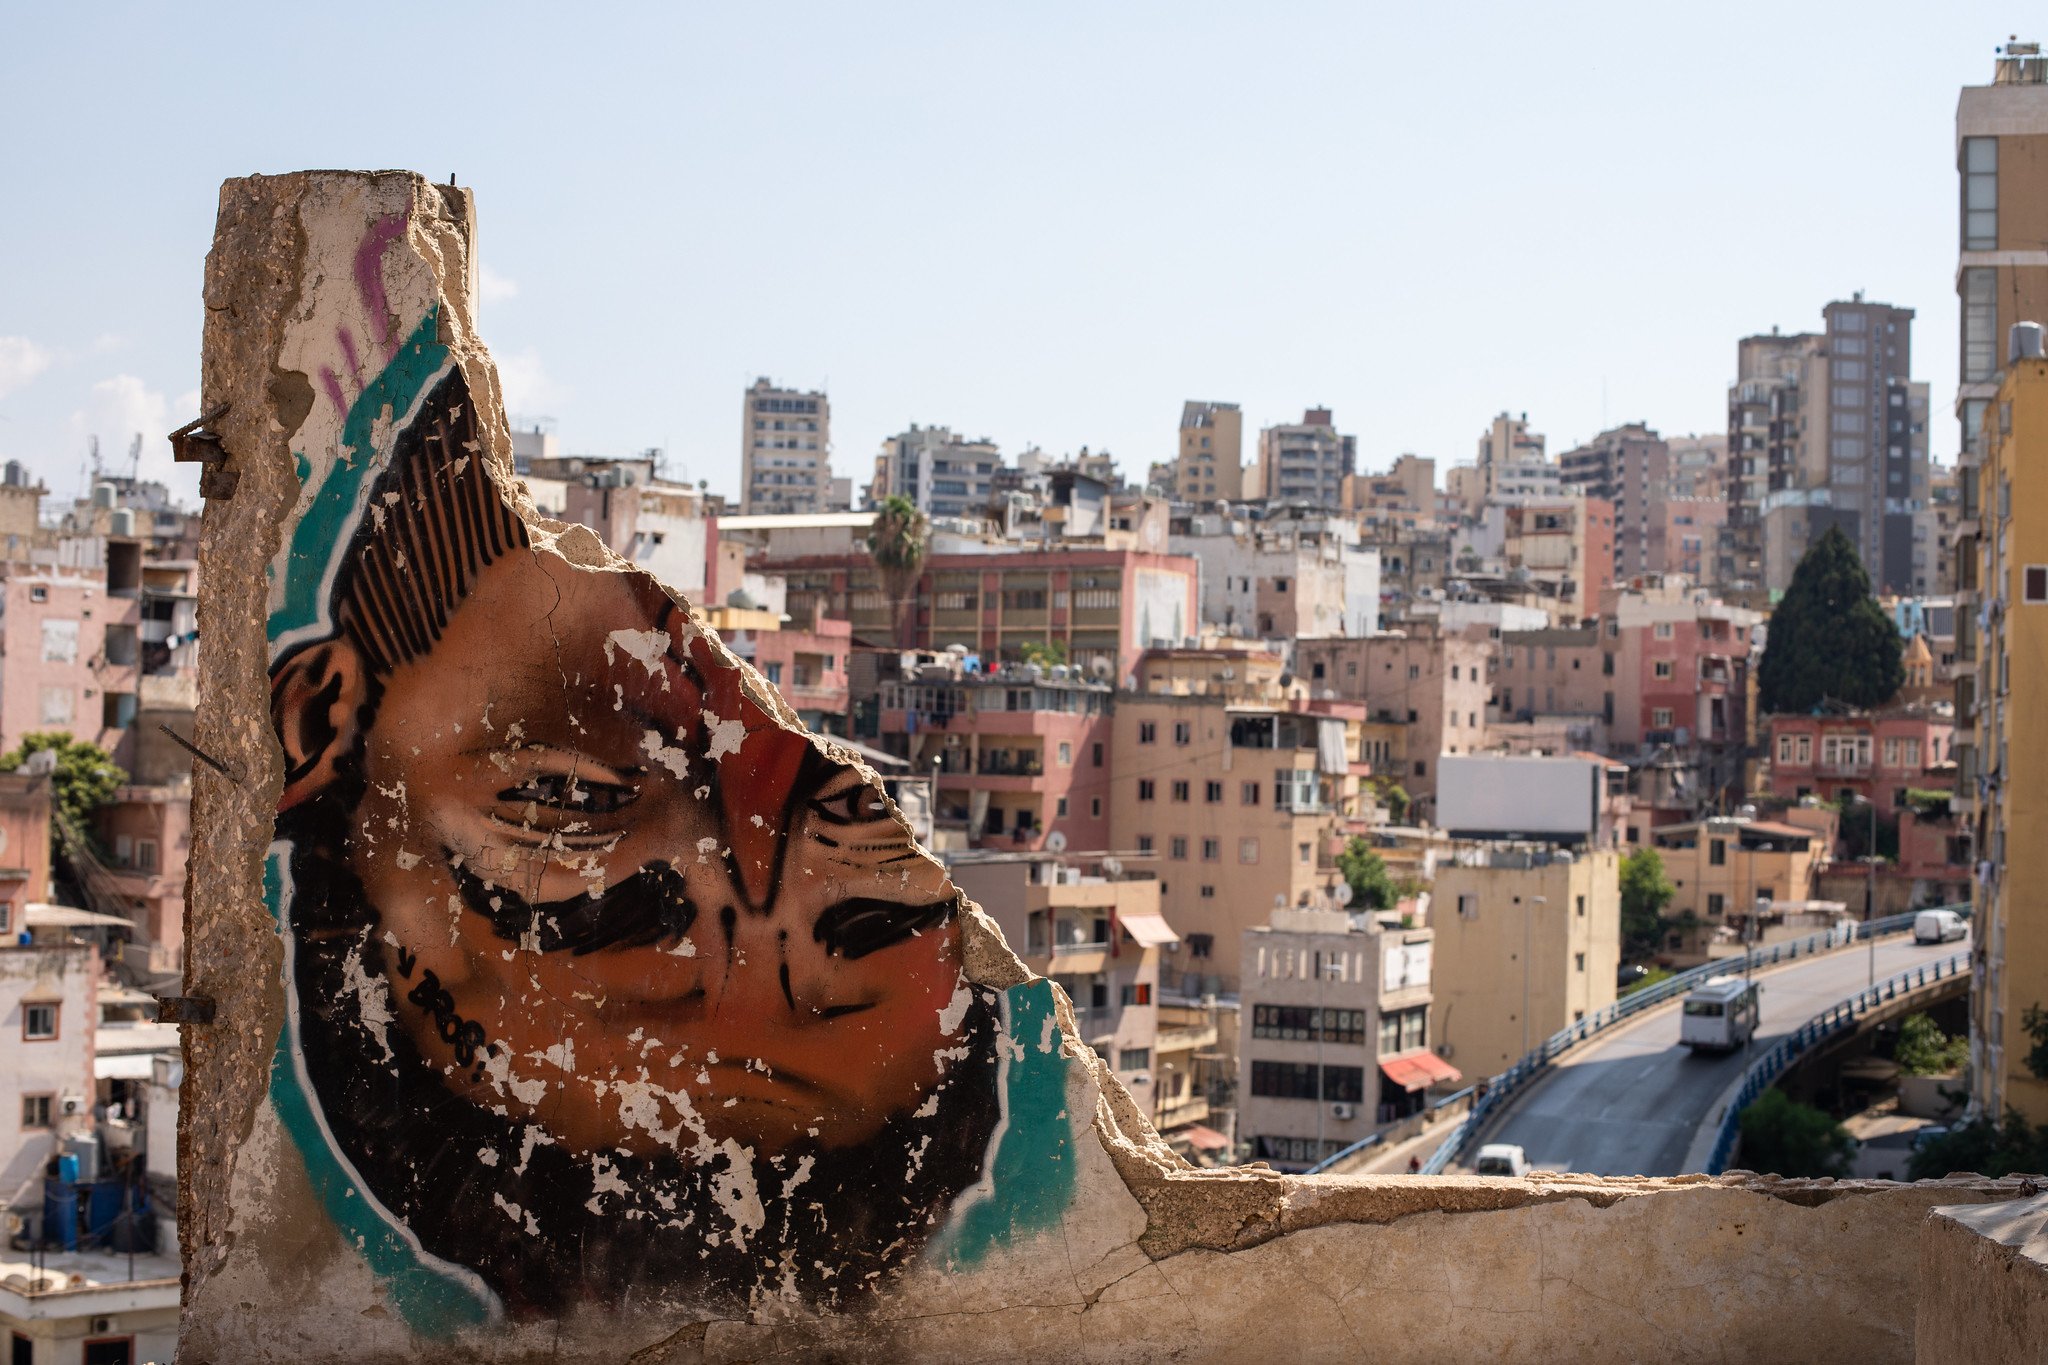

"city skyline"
[0,5,2021,508]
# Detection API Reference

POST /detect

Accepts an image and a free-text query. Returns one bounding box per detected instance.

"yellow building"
[1176,401,1244,502]
[1960,349,2048,1124]
[1428,849,1620,1078]
[1648,817,1826,961]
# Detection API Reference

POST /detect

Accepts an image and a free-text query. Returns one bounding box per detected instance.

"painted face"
[334,550,966,1157]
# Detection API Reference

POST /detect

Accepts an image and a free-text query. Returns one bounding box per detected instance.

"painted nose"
[684,633,813,911]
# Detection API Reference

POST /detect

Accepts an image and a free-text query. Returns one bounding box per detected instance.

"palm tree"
[867,494,930,647]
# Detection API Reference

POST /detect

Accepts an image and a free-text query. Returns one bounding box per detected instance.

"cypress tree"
[1756,526,1905,714]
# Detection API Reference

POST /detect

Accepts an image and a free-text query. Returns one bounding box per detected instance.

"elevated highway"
[1477,932,1970,1176]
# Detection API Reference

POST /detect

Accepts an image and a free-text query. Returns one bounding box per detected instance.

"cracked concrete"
[178,171,2037,1364]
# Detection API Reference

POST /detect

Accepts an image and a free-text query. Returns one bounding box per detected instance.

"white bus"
[1680,976,1761,1053]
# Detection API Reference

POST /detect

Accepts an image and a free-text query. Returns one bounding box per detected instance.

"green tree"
[1618,846,1675,960]
[866,495,930,648]
[2023,1004,2048,1081]
[1017,639,1068,669]
[1836,794,1900,863]
[1892,1013,1969,1076]
[1369,777,1411,824]
[1335,837,1401,911]
[1756,526,1905,714]
[1736,1089,1854,1178]
[0,732,127,848]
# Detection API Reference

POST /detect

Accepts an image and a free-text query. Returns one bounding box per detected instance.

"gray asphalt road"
[1482,934,1969,1176]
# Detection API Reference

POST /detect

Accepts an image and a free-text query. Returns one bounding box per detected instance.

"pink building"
[1648,498,1726,584]
[877,663,1114,854]
[712,602,853,735]
[0,568,140,758]
[1605,582,1759,752]
[1765,708,1954,810]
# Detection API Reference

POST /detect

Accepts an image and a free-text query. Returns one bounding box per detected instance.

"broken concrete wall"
[179,171,2029,1363]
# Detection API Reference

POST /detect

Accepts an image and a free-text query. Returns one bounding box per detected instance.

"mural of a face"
[268,360,1004,1316]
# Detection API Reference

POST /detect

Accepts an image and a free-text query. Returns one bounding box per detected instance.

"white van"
[1914,909,1966,944]
[1473,1144,1529,1177]
[1680,976,1761,1053]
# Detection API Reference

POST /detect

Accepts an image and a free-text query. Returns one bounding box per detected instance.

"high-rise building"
[1559,422,1668,577]
[1959,342,2048,1126]
[740,377,831,514]
[1956,41,2048,463]
[1476,411,1559,503]
[1722,300,1931,598]
[1176,401,1244,502]
[869,425,1004,521]
[1257,408,1356,506]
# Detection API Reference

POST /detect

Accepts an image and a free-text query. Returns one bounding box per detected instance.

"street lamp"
[1848,793,1880,988]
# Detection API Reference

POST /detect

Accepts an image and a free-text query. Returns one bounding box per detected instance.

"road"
[1480,933,1969,1176]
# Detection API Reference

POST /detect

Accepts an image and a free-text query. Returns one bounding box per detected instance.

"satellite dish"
[1045,830,1068,853]
[1333,883,1355,906]
[1102,856,1124,877]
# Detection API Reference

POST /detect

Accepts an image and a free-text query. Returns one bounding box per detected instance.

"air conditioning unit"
[60,1095,85,1117]
[1330,1102,1357,1121]
[91,1317,117,1336]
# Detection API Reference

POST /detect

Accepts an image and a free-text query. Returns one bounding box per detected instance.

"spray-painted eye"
[497,773,640,813]
[807,777,890,827]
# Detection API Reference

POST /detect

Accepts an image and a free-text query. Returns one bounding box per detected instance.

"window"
[1413,761,1426,778]
[1187,933,1213,959]
[2025,566,2048,604]
[1092,742,1104,767]
[1963,135,1997,250]
[1055,796,1069,817]
[1118,1048,1151,1072]
[1200,884,1215,899]
[23,1002,57,1041]
[1707,892,1725,917]
[1884,737,1923,769]
[1451,665,1460,680]
[1138,779,1156,801]
[1253,1005,1367,1044]
[83,1340,134,1365]
[764,662,783,684]
[1174,721,1192,746]
[0,902,8,935]
[1139,722,1157,745]
[1576,895,1585,918]
[1654,660,1674,680]
[1249,1061,1366,1103]
[1057,741,1072,766]
[1135,835,1154,854]
[1171,779,1191,802]
[1408,664,1420,680]
[1377,1006,1428,1054]
[1298,842,1311,865]
[1653,622,1674,640]
[20,1095,52,1130]
[1201,837,1221,861]
[1575,952,1586,973]
[1205,780,1224,803]
[1169,836,1188,860]
[1963,267,1998,383]
[1709,839,1726,867]
[1651,708,1674,729]
[1239,837,1259,864]
[1120,982,1152,1007]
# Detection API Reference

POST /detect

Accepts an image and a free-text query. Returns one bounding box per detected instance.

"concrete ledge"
[1917,1186,2048,1364]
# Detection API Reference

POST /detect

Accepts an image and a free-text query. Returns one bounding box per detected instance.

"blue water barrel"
[87,1181,124,1242]
[56,1153,79,1185]
[42,1179,78,1251]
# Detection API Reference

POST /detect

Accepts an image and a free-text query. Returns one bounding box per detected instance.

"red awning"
[1379,1051,1463,1092]
[1174,1124,1232,1152]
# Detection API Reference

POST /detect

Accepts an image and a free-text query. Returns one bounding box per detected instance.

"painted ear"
[271,640,369,811]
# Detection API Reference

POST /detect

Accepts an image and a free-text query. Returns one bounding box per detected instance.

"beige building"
[1108,675,1369,995]
[1256,408,1355,506]
[949,856,1175,1116]
[1295,624,1495,819]
[1176,401,1244,502]
[1960,348,2048,1124]
[1648,817,1826,961]
[740,377,831,514]
[1237,908,1447,1170]
[1956,42,2048,462]
[1429,848,1620,1077]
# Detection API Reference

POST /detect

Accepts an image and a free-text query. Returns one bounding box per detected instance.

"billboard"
[1436,754,1600,842]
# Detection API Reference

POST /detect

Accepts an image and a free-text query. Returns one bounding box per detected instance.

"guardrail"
[1304,1085,1476,1174]
[1410,904,1966,1175]
[1704,949,1972,1174]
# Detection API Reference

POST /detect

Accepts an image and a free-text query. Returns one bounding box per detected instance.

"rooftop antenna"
[128,433,143,482]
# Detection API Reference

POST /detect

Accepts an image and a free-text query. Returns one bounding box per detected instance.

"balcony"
[1816,760,1871,778]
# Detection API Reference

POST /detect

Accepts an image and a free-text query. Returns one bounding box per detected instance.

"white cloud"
[68,375,202,504]
[478,264,520,304]
[0,337,52,399]
[494,347,567,419]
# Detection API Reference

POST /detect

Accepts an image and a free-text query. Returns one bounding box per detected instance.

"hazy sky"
[0,4,2022,506]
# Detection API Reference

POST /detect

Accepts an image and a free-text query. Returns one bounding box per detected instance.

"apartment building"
[740,378,831,515]
[1475,411,1561,504]
[1367,527,1453,609]
[1,940,97,1195]
[1723,329,1825,595]
[1169,513,1379,640]
[1347,454,1437,519]
[1957,343,2048,1123]
[1604,579,1758,765]
[1176,401,1245,502]
[1648,817,1826,955]
[761,545,1200,682]
[1429,848,1620,1078]
[878,660,1113,855]
[1665,434,1727,501]
[871,425,1004,521]
[1501,496,1614,623]
[1237,908,1448,1170]
[1494,626,1605,726]
[1956,41,2048,462]
[704,601,853,736]
[1764,706,1954,809]
[1559,423,1669,577]
[1256,408,1356,506]
[0,567,138,759]
[949,857,1173,1116]
[1648,497,1725,585]
[1108,680,1367,994]
[1295,625,1493,817]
